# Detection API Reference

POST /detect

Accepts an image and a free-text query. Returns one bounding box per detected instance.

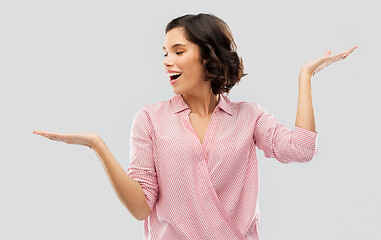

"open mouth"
[170,73,182,81]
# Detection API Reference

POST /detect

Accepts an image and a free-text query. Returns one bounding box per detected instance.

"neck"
[181,90,220,117]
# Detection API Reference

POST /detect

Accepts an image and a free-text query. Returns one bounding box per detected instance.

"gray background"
[1,0,379,239]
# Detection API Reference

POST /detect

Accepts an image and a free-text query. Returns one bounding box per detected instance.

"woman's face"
[163,27,206,95]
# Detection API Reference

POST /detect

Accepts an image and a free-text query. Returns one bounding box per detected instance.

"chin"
[173,89,183,95]
[172,87,185,95]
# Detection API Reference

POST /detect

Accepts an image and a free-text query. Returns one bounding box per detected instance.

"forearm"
[92,138,151,221]
[295,69,316,132]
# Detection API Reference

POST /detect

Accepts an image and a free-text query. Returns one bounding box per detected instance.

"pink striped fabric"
[127,93,318,240]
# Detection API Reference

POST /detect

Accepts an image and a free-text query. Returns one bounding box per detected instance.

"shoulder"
[135,97,173,120]
[227,96,264,115]
[131,98,171,134]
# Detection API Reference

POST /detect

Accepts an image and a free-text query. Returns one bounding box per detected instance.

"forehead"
[163,27,191,49]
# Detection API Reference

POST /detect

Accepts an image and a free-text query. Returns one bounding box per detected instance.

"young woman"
[33,13,357,240]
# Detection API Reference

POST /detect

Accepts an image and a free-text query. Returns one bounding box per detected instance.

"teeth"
[167,72,182,77]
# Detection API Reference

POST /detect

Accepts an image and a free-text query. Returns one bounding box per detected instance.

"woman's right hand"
[33,130,101,149]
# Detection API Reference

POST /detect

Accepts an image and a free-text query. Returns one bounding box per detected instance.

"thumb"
[323,50,331,56]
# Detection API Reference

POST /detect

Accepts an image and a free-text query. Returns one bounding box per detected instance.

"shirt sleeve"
[127,107,158,211]
[252,102,318,164]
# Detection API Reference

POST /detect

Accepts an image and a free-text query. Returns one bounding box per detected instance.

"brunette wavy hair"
[165,13,247,95]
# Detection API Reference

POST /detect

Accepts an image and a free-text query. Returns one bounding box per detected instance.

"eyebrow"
[162,43,187,50]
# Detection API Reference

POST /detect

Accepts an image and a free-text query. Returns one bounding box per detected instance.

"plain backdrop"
[1,0,379,239]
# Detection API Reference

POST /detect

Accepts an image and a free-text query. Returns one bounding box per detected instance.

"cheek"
[188,57,203,72]
[178,55,204,76]
[194,58,205,75]
[179,55,192,67]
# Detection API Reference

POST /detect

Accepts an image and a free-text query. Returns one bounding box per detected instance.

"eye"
[163,52,183,57]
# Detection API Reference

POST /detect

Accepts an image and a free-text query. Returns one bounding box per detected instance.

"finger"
[43,134,57,140]
[333,46,357,59]
[47,133,65,140]
[324,54,346,64]
[320,57,340,69]
[312,54,347,75]
[313,46,358,76]
[324,46,357,61]
[348,45,358,52]
[347,46,358,55]
[35,130,60,136]
[34,131,49,137]
[34,131,61,139]
[312,58,337,75]
[46,135,58,140]
[34,131,52,137]
[323,56,342,67]
[321,53,344,63]
[334,47,357,61]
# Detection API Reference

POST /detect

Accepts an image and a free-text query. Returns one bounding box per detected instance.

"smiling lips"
[167,71,182,81]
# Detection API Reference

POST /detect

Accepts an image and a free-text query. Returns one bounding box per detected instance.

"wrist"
[91,136,105,151]
[300,67,313,77]
[299,68,312,81]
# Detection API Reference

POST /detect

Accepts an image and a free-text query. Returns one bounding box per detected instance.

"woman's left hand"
[33,130,100,149]
[302,45,358,76]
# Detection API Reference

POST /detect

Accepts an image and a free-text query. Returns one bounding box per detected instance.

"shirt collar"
[170,93,233,116]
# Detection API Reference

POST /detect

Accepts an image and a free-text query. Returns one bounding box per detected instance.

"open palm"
[303,45,358,76]
[33,130,100,149]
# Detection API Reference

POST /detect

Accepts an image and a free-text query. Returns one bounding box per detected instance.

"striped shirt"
[127,93,318,240]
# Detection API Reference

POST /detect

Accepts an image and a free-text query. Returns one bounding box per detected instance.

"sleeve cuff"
[293,126,318,149]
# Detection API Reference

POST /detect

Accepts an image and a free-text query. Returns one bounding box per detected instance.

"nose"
[163,55,174,68]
